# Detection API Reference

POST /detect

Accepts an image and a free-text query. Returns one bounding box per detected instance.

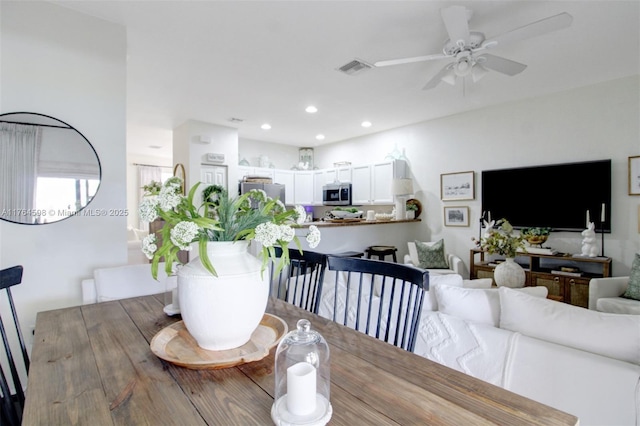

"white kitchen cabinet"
[294,171,314,205]
[238,166,275,180]
[325,166,352,184]
[312,170,328,205]
[253,167,275,180]
[237,166,254,181]
[372,160,408,204]
[351,164,372,205]
[274,170,295,205]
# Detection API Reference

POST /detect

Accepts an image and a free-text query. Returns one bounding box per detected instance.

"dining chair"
[325,256,429,351]
[271,248,328,314]
[0,265,29,426]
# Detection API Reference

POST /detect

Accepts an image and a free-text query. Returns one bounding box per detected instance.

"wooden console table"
[470,249,612,308]
[23,294,578,425]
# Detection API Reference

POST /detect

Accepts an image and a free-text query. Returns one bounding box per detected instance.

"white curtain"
[0,123,42,224]
[138,165,162,230]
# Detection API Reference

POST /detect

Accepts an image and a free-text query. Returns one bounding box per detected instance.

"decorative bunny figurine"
[483,219,495,238]
[581,222,599,257]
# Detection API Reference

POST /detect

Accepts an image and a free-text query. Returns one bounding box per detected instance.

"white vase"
[493,257,526,288]
[177,240,269,351]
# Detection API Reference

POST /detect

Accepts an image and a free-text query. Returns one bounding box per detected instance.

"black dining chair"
[325,256,429,351]
[271,248,328,314]
[0,265,29,426]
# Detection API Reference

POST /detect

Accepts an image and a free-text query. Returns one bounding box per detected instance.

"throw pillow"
[499,287,640,365]
[433,285,549,327]
[425,274,464,311]
[622,253,640,300]
[415,239,449,269]
[434,285,500,326]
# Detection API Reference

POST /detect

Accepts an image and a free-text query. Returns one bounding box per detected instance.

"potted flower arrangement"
[520,227,552,247]
[405,202,418,219]
[473,219,526,287]
[138,177,321,351]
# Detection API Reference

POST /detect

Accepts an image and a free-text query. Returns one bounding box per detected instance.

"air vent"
[337,59,373,76]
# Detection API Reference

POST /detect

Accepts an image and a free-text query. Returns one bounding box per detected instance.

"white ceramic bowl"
[375,213,394,222]
[331,210,363,219]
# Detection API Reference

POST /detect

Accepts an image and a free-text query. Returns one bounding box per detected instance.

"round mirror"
[0,112,101,224]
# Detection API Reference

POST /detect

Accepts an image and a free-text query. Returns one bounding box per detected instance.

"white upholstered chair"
[588,276,640,314]
[82,262,172,304]
[403,241,464,276]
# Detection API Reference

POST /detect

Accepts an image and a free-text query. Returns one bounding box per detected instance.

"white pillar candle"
[287,362,316,416]
[586,210,590,227]
[488,211,491,222]
[601,203,606,222]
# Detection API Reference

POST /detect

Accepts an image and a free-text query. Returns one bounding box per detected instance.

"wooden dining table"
[23,294,579,425]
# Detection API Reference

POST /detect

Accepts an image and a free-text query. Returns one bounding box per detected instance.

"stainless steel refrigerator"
[239,182,286,206]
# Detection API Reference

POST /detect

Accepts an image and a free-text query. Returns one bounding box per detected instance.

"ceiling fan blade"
[479,54,527,76]
[374,53,446,68]
[440,5,471,47]
[482,12,573,50]
[423,63,454,90]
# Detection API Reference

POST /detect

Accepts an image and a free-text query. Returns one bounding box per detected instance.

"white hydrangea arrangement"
[139,177,320,279]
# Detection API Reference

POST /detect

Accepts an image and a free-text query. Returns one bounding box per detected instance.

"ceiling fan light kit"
[367,5,573,90]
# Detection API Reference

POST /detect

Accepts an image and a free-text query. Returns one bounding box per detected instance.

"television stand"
[469,248,612,308]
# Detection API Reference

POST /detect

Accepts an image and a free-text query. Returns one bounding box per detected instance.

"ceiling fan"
[372,6,573,90]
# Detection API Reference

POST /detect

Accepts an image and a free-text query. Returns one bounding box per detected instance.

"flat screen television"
[481,159,611,232]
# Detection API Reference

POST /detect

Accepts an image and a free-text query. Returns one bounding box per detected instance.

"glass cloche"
[271,319,332,426]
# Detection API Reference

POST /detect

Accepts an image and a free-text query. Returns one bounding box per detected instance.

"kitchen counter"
[293,218,422,260]
[300,218,420,228]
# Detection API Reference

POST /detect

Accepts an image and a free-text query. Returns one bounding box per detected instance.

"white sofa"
[403,241,465,276]
[588,276,640,314]
[82,262,173,304]
[318,273,640,425]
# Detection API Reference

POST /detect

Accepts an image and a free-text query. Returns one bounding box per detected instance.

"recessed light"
[261,123,271,130]
[361,121,372,128]
[316,134,325,140]
[305,106,318,113]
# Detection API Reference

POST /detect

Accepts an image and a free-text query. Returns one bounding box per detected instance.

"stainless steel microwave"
[323,183,352,206]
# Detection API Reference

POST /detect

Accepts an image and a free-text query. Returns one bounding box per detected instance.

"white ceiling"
[53,1,639,159]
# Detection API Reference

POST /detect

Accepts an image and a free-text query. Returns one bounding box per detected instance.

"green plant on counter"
[332,207,359,213]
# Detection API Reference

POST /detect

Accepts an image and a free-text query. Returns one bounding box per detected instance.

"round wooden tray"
[150,313,287,369]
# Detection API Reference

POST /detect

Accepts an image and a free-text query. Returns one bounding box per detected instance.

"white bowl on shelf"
[330,210,363,219]
[374,213,394,222]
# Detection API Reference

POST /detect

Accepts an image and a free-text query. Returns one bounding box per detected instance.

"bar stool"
[365,245,398,263]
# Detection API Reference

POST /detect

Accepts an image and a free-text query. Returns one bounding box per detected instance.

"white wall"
[239,137,301,170]
[173,120,239,196]
[0,3,126,337]
[315,76,640,276]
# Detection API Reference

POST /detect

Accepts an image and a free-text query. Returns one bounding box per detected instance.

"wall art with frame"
[629,156,640,195]
[441,171,475,201]
[444,206,470,227]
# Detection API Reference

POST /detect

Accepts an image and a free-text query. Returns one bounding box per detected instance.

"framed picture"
[629,156,640,195]
[441,171,475,201]
[444,206,470,227]
[299,147,314,169]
